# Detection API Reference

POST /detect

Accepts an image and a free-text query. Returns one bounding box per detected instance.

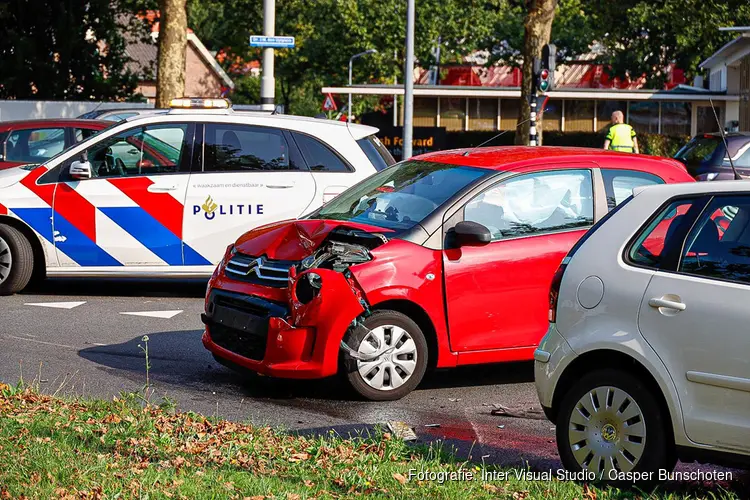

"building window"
[597,100,628,132]
[660,102,692,137]
[628,101,659,134]
[696,105,722,134]
[499,99,520,131]
[468,99,497,131]
[440,98,466,131]
[565,100,595,132]
[541,99,562,131]
[412,98,438,127]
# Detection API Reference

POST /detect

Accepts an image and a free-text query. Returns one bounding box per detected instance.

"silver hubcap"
[568,386,647,475]
[356,325,418,391]
[0,236,11,285]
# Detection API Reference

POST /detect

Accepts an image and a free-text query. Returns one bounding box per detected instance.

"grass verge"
[0,382,745,499]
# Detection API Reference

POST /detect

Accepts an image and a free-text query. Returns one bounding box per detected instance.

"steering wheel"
[114,157,127,177]
[101,147,126,177]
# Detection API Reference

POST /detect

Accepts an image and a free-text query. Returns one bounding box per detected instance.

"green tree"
[0,1,142,100]
[585,0,750,87]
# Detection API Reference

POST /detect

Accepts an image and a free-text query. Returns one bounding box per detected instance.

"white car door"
[50,122,194,268]
[636,194,750,453]
[182,123,315,265]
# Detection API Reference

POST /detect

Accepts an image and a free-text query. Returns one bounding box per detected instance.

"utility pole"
[260,0,275,111]
[403,0,415,159]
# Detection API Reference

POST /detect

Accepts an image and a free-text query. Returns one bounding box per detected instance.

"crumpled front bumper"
[202,268,365,379]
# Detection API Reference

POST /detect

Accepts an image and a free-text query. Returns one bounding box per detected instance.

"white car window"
[465,170,594,240]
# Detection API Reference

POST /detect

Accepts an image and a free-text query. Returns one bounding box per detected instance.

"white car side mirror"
[70,159,93,180]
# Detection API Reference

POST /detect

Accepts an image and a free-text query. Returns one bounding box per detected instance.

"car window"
[678,196,750,284]
[5,128,66,162]
[83,123,189,178]
[734,147,750,168]
[203,124,301,172]
[601,169,663,210]
[629,199,698,268]
[312,160,489,232]
[464,169,594,241]
[357,135,396,171]
[292,132,351,172]
[674,136,721,163]
[75,128,100,143]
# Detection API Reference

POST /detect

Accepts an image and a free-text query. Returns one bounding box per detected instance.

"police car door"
[182,123,315,265]
[51,122,195,269]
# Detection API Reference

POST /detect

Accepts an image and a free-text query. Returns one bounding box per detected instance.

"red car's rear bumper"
[203,268,366,379]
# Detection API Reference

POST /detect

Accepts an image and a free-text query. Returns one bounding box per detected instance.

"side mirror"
[69,157,92,180]
[453,221,492,247]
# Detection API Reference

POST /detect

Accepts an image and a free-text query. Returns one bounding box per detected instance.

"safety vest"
[606,123,636,152]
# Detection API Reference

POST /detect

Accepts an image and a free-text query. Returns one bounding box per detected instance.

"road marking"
[6,335,75,349]
[120,310,183,319]
[24,301,87,310]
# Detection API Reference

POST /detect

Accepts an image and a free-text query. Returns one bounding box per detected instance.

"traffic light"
[539,69,551,92]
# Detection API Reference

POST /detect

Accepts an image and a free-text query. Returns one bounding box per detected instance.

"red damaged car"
[203,146,693,400]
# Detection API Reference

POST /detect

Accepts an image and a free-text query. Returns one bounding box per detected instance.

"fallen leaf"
[392,473,408,485]
[583,483,597,500]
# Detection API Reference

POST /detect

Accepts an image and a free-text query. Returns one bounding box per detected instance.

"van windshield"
[309,160,489,231]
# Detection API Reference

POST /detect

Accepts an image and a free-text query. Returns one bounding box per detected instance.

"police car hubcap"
[567,386,646,474]
[356,325,417,391]
[0,236,11,285]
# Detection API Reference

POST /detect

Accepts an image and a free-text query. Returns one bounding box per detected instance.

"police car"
[0,98,394,295]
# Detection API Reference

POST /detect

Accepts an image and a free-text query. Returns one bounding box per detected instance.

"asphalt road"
[0,279,746,492]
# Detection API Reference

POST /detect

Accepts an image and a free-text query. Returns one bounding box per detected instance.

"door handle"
[147,184,178,192]
[648,297,687,311]
[266,184,294,189]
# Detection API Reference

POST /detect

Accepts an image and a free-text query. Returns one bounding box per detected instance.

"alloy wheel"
[356,325,418,391]
[0,236,11,285]
[567,386,647,475]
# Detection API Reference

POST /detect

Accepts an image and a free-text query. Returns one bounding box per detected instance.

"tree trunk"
[515,0,558,145]
[155,0,187,108]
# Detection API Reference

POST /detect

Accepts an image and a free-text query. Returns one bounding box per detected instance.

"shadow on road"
[24,278,208,298]
[77,330,535,400]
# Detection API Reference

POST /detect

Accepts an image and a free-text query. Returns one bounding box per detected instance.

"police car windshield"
[310,160,488,231]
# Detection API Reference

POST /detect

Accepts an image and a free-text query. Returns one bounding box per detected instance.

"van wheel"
[0,224,34,296]
[341,310,427,401]
[556,369,675,487]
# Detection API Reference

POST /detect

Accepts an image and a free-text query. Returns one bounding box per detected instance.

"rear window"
[357,135,395,171]
[601,169,663,210]
[674,136,721,163]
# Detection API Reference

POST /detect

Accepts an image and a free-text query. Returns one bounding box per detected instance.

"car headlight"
[706,172,719,181]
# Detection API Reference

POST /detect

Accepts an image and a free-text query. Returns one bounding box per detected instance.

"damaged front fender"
[286,267,367,377]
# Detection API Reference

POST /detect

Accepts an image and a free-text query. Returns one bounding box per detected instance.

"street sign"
[249,35,295,48]
[322,93,337,111]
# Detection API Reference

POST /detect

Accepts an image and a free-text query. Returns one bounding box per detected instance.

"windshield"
[310,160,489,231]
[35,121,122,167]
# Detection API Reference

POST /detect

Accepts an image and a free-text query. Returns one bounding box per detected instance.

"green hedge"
[445,131,690,158]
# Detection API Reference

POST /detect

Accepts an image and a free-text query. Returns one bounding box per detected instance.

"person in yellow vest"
[604,111,639,153]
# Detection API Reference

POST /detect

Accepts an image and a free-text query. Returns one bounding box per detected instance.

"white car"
[535,180,750,483]
[0,99,394,295]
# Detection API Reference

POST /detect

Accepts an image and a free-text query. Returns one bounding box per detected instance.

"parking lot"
[1,278,562,468]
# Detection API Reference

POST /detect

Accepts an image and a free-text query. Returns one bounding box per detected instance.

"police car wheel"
[556,369,675,487]
[0,224,34,296]
[341,310,428,401]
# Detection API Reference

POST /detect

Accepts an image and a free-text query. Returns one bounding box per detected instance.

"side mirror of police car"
[69,152,92,180]
[453,221,492,247]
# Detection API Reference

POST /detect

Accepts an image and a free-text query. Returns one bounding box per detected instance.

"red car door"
[443,167,596,355]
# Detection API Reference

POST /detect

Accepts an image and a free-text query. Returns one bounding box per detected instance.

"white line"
[24,301,87,310]
[119,310,183,319]
[6,336,75,349]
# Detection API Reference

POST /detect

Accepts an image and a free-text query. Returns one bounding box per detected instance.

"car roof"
[634,179,750,198]
[122,109,379,139]
[416,146,686,172]
[0,119,113,130]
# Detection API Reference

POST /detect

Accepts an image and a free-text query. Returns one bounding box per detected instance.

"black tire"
[0,224,35,296]
[341,310,428,401]
[556,369,676,488]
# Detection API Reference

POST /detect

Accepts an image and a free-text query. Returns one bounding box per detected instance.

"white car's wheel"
[0,224,34,296]
[556,369,675,486]
[342,310,428,401]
